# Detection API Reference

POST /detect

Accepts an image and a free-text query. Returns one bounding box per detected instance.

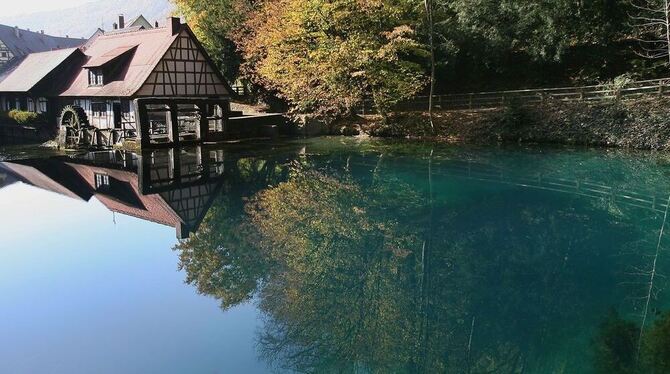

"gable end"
[135,29,231,97]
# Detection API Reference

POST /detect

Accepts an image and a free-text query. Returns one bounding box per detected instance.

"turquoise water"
[1,138,670,373]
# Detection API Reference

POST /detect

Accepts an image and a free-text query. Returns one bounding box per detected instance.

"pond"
[1,137,670,373]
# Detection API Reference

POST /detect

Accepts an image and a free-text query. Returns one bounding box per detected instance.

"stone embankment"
[350,97,670,150]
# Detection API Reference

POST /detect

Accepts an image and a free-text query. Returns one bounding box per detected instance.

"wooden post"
[169,104,179,145]
[170,147,181,181]
[659,84,665,97]
[137,150,152,194]
[135,99,150,149]
[197,104,208,142]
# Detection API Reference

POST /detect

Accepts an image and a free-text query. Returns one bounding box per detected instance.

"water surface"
[1,138,670,373]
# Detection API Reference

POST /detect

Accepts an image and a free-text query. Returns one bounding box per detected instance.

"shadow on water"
[2,138,670,372]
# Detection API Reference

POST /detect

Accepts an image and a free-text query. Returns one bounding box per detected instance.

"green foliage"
[7,109,39,125]
[412,0,637,92]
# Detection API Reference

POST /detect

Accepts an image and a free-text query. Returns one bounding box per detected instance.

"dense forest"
[173,0,670,116]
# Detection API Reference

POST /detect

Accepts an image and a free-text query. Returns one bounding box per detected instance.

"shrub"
[7,109,39,125]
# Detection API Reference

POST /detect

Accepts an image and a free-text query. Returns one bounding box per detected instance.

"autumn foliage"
[231,0,427,117]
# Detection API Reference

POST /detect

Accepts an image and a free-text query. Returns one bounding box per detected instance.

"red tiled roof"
[59,27,180,97]
[0,48,80,92]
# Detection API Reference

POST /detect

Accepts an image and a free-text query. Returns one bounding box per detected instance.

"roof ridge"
[0,23,84,40]
[18,47,79,56]
[100,27,168,39]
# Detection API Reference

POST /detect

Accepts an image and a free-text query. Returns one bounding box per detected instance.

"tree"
[424,0,436,132]
[172,0,256,81]
[234,0,428,118]
[630,0,670,64]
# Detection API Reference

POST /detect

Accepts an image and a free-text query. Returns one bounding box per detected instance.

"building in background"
[0,24,84,72]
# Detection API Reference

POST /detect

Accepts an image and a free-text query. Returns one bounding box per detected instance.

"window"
[14,98,20,110]
[0,52,7,58]
[37,98,47,114]
[91,102,106,117]
[94,173,110,190]
[27,98,34,112]
[88,69,104,86]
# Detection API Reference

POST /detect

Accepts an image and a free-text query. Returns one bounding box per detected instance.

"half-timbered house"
[0,17,234,148]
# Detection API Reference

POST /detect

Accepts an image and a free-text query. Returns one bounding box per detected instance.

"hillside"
[0,0,174,39]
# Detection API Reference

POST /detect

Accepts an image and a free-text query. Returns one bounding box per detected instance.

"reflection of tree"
[594,310,638,374]
[175,191,267,310]
[248,168,425,372]
[593,310,670,373]
[174,144,664,373]
[174,154,293,310]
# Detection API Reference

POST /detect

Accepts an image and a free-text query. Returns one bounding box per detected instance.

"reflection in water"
[2,139,670,372]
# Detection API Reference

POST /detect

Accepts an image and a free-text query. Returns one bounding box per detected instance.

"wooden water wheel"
[60,105,90,147]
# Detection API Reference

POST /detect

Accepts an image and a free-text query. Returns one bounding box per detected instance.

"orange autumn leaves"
[232,0,428,116]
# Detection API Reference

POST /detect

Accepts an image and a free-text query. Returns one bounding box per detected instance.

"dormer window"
[83,45,137,87]
[88,69,104,86]
[94,173,110,190]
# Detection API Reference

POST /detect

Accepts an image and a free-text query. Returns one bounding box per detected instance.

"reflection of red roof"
[0,161,84,200]
[60,27,179,97]
[66,163,182,228]
[82,45,137,68]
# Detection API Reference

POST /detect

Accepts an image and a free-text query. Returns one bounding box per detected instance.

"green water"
[1,138,670,373]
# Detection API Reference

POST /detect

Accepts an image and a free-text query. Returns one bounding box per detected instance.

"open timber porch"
[135,97,230,148]
[134,97,287,149]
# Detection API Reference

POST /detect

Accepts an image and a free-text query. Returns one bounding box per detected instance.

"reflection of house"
[0,16,232,148]
[0,147,225,238]
[0,24,84,72]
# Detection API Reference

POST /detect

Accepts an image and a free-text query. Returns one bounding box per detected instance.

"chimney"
[154,20,159,28]
[14,26,19,38]
[118,14,125,29]
[113,22,118,30]
[40,30,44,34]
[169,16,181,35]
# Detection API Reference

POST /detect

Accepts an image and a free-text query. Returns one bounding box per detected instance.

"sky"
[0,182,266,373]
[0,0,96,17]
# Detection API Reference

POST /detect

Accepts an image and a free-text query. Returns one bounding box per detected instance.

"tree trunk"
[424,0,436,134]
[665,0,670,65]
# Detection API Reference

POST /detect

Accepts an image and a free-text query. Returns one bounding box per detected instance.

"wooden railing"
[356,77,670,114]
